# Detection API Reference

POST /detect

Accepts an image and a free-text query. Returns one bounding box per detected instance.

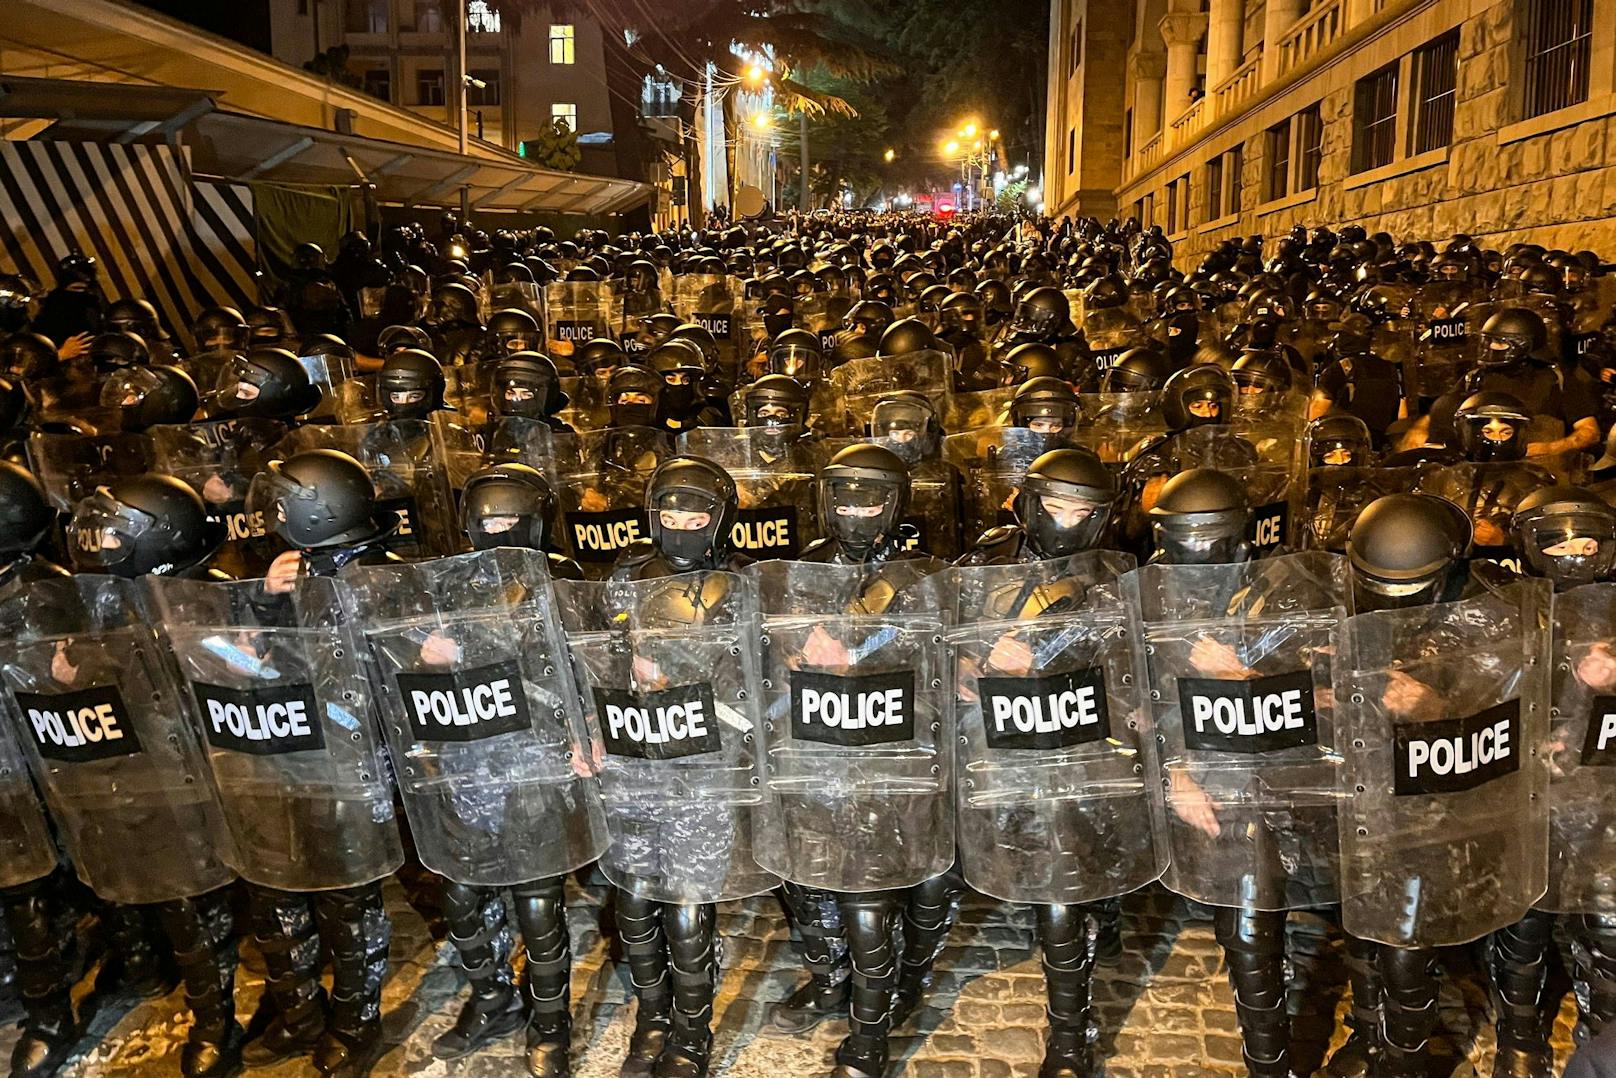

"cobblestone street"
[0,879,1581,1078]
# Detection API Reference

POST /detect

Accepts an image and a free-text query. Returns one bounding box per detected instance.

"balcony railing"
[1211,54,1263,118]
[1277,0,1345,79]
[1167,96,1205,146]
[1136,130,1163,175]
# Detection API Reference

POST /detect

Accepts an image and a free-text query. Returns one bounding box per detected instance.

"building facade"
[1046,0,1616,260]
[267,0,613,158]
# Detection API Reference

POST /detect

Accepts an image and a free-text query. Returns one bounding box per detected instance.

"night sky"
[132,0,273,54]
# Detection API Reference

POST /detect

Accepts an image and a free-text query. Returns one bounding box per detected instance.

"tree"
[522,118,582,172]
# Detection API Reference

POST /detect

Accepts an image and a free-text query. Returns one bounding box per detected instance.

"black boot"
[616,892,671,1078]
[1214,907,1292,1078]
[1489,911,1555,1078]
[1571,912,1616,1043]
[240,887,326,1067]
[833,892,900,1078]
[513,877,571,1078]
[772,885,849,1034]
[889,871,962,1029]
[158,892,243,1078]
[1375,944,1439,1078]
[4,881,78,1078]
[95,903,174,998]
[655,904,716,1078]
[1090,897,1123,968]
[310,885,390,1078]
[1036,905,1094,1078]
[431,882,523,1061]
[1323,935,1382,1078]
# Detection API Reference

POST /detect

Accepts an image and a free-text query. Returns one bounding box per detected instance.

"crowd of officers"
[0,209,1610,1078]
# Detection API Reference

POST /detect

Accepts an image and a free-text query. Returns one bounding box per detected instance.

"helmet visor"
[99,366,164,410]
[68,490,151,572]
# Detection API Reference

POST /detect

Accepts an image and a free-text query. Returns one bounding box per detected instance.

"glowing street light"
[989,129,1000,141]
[961,122,977,139]
[941,139,960,155]
[752,112,772,131]
[745,63,767,84]
[883,148,895,163]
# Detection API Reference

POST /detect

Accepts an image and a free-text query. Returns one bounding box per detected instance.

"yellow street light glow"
[961,122,977,138]
[974,140,983,151]
[746,64,766,82]
[990,129,1000,140]
[883,148,895,162]
[943,139,960,155]
[752,112,772,130]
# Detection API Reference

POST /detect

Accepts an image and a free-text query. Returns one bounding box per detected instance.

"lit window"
[549,24,576,65]
[551,102,578,130]
[467,0,501,33]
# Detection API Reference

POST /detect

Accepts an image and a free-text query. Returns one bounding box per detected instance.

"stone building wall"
[1068,0,1616,264]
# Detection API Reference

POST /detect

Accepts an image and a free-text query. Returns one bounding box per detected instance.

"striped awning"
[0,140,258,351]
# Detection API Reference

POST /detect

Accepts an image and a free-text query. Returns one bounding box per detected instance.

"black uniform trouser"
[1036,903,1096,1068]
[440,877,572,1042]
[2,875,75,1046]
[835,869,964,1071]
[615,892,717,1059]
[777,883,851,991]
[1215,907,1291,1078]
[155,889,239,1049]
[245,882,390,1039]
[1493,907,1616,1048]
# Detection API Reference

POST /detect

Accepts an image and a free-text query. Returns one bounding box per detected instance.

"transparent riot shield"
[0,580,58,890]
[26,430,156,511]
[950,553,1166,904]
[544,282,608,361]
[673,274,743,382]
[0,575,235,904]
[149,573,404,891]
[905,460,964,559]
[604,286,667,357]
[1407,283,1482,404]
[1540,582,1616,915]
[274,422,458,558]
[1069,406,1167,468]
[829,351,953,436]
[749,559,952,892]
[1412,462,1558,570]
[1336,577,1551,946]
[1171,423,1305,556]
[554,571,777,903]
[676,428,821,560]
[149,419,285,578]
[487,277,547,330]
[942,387,1015,433]
[552,427,673,577]
[944,427,1070,541]
[345,549,609,887]
[1082,309,1150,373]
[1124,552,1348,911]
[1302,467,1417,554]
[329,374,387,425]
[559,370,611,432]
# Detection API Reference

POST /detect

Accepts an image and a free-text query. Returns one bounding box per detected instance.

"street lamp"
[883,148,895,163]
[745,63,767,84]
[941,139,959,155]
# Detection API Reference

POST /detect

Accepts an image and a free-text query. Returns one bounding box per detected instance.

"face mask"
[611,401,657,427]
[661,381,697,415]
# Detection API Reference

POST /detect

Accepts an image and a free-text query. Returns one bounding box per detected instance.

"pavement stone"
[0,877,1581,1077]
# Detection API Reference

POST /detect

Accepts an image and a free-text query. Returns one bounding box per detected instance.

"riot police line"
[0,214,1610,1078]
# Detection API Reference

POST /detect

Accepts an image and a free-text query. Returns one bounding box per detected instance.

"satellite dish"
[735,184,767,219]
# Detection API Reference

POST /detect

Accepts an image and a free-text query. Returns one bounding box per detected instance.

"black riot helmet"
[646,339,708,417]
[766,328,824,383]
[88,331,150,373]
[1512,485,1616,589]
[1306,413,1374,468]
[1015,448,1116,558]
[646,455,739,569]
[193,306,249,352]
[0,275,34,334]
[486,308,542,355]
[213,346,321,418]
[1347,493,1472,611]
[379,348,448,419]
[491,352,565,419]
[1455,390,1530,463]
[1479,307,1547,367]
[878,317,937,357]
[1082,275,1128,311]
[0,333,57,381]
[868,391,943,466]
[0,461,54,558]
[99,365,200,432]
[1230,349,1295,396]
[1006,342,1063,381]
[668,324,720,370]
[103,298,163,346]
[608,364,663,427]
[68,474,221,577]
[1331,312,1376,357]
[578,337,629,375]
[1009,287,1070,338]
[939,291,986,338]
[248,450,384,550]
[1161,364,1235,431]
[377,324,433,356]
[429,282,482,327]
[843,300,895,339]
[1149,468,1253,565]
[976,279,1014,325]
[1009,376,1079,433]
[819,443,909,559]
[624,259,659,293]
[245,306,294,348]
[1101,347,1171,393]
[742,374,809,435]
[460,462,560,552]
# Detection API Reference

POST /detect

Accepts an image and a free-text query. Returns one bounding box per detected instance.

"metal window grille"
[1353,63,1398,173]
[1522,0,1593,119]
[1411,31,1458,153]
[1207,155,1224,219]
[1166,179,1178,233]
[1228,147,1243,212]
